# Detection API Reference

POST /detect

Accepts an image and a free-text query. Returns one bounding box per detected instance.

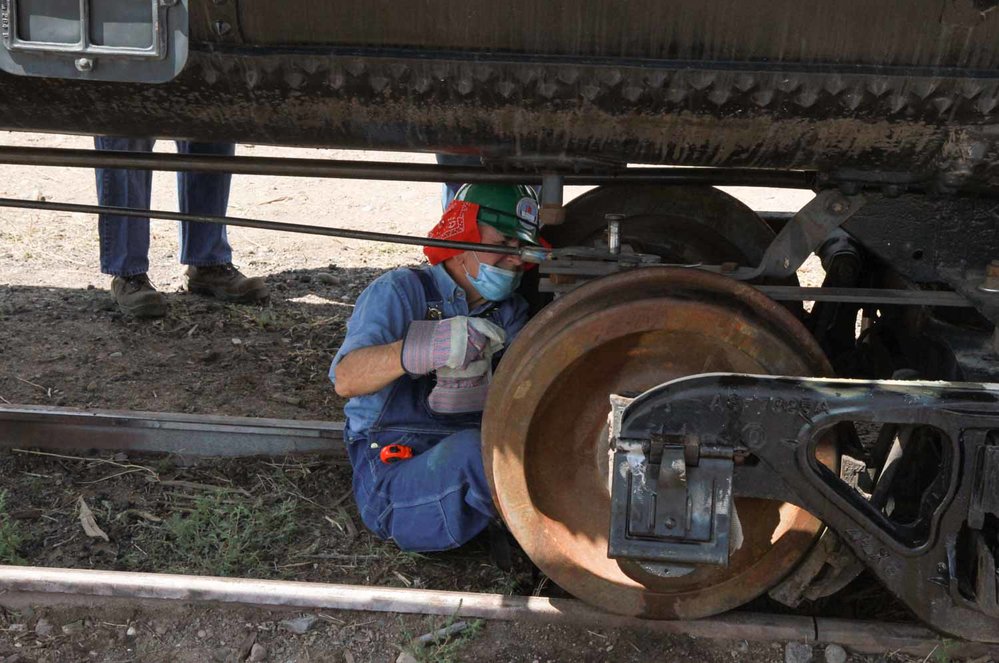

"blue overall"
[330,264,527,551]
[94,136,236,277]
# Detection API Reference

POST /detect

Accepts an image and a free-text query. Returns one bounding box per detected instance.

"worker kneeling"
[330,184,540,552]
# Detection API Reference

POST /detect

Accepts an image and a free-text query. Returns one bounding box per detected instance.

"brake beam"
[609,375,999,642]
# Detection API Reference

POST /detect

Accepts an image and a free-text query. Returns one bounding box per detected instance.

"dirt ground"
[0,131,939,662]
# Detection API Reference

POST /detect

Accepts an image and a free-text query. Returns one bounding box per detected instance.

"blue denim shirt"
[330,263,529,439]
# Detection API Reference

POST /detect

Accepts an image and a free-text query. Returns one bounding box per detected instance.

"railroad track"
[0,404,995,659]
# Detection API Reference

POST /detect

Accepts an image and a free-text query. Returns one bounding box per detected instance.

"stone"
[824,644,847,663]
[785,641,814,663]
[197,629,207,639]
[316,273,340,285]
[279,615,318,635]
[61,620,85,635]
[395,654,419,663]
[126,625,137,638]
[33,618,54,637]
[248,643,268,662]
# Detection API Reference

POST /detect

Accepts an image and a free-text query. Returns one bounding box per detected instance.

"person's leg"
[176,142,268,303]
[95,136,166,318]
[435,154,482,210]
[358,429,495,552]
[176,141,234,266]
[94,136,154,277]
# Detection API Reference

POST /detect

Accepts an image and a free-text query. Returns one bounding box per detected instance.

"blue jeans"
[350,428,496,552]
[434,153,541,210]
[435,153,481,210]
[94,137,235,277]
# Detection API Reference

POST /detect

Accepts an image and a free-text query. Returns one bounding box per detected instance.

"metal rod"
[0,145,815,188]
[541,280,973,306]
[754,285,972,307]
[541,173,564,205]
[0,566,974,656]
[0,197,525,258]
[0,404,346,458]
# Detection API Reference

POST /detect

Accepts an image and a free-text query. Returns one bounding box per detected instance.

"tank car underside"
[3,0,999,189]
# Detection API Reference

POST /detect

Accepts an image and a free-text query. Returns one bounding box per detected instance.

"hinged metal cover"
[0,0,187,82]
[609,437,734,566]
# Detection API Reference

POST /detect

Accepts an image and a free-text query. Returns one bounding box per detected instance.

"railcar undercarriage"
[1,153,999,641]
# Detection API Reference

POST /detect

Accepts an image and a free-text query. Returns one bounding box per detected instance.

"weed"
[130,495,299,577]
[931,639,957,663]
[0,491,25,565]
[398,614,484,663]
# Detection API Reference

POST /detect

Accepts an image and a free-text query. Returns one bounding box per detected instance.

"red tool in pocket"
[380,444,414,464]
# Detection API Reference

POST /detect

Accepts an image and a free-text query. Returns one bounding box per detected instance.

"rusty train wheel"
[483,268,836,619]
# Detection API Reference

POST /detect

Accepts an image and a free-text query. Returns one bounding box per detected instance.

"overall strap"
[409,267,500,320]
[410,268,444,320]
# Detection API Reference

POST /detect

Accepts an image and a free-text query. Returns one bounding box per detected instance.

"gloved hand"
[428,374,491,414]
[401,315,492,376]
[428,318,507,414]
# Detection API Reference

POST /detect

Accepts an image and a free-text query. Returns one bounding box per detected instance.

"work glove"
[429,318,506,414]
[401,315,501,376]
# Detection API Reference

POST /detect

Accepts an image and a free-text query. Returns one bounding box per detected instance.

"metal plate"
[0,0,187,82]
[483,268,836,619]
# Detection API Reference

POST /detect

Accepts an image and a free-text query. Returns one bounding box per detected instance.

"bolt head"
[74,57,94,72]
[214,20,231,36]
[664,518,676,529]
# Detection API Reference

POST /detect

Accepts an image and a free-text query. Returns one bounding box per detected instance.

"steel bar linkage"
[0,145,816,188]
[0,197,528,259]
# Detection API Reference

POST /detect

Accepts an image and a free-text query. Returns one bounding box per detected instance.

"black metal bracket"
[611,374,999,642]
[731,190,867,281]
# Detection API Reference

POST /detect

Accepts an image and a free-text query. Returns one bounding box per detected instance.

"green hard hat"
[454,183,541,245]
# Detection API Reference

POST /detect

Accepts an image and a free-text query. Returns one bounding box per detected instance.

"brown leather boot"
[110,274,167,318]
[185,263,268,303]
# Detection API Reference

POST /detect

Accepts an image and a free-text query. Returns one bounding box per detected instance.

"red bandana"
[423,201,482,265]
[422,199,549,270]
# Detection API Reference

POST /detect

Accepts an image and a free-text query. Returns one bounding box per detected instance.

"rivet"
[74,57,94,72]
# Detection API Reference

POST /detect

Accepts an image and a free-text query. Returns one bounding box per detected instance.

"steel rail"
[0,145,816,188]
[0,404,345,457]
[0,566,988,657]
[0,197,530,258]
